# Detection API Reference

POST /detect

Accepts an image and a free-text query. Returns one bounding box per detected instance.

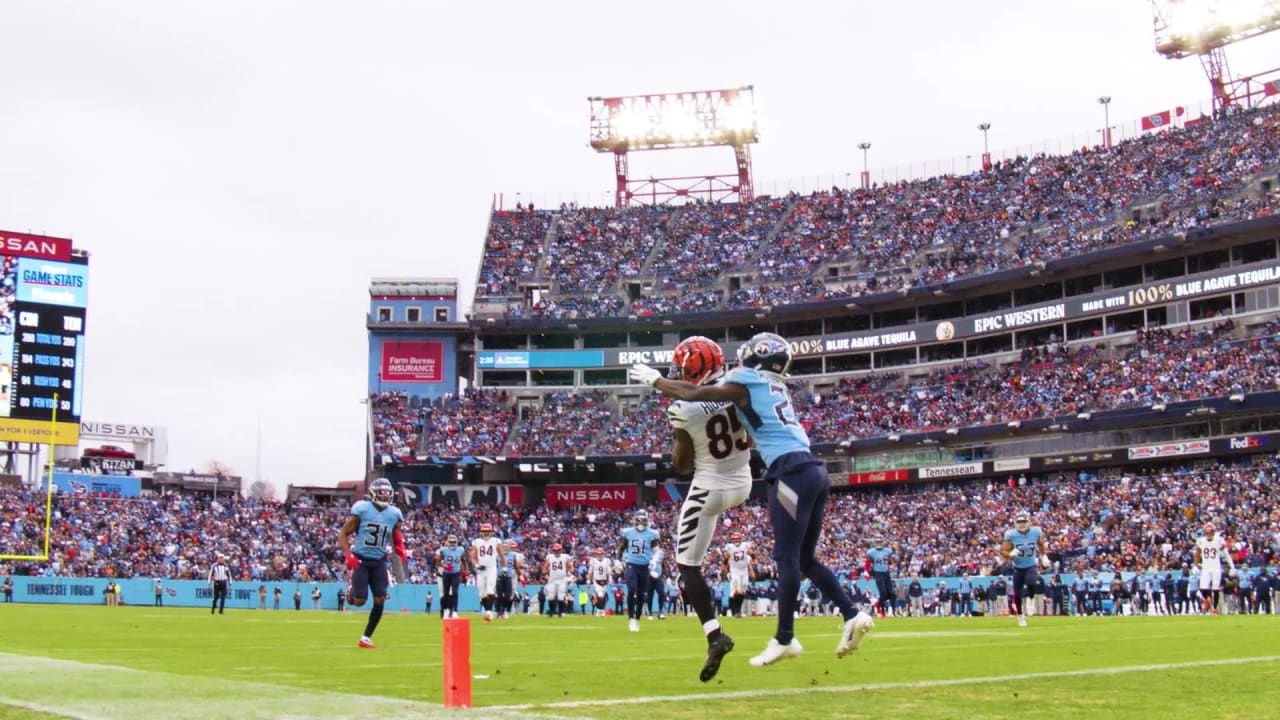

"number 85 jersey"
[668,400,752,491]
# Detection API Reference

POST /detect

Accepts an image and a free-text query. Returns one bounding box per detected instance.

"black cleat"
[700,633,735,682]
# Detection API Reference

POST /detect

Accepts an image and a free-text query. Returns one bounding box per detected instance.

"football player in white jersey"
[723,531,755,618]
[1194,522,1235,614]
[665,336,754,682]
[543,543,573,618]
[588,547,613,616]
[470,523,505,622]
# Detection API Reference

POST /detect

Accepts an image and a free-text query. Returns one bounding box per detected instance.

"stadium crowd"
[475,104,1280,319]
[370,318,1280,460]
[3,459,1277,608]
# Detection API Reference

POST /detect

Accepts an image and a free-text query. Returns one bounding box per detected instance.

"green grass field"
[1,605,1277,719]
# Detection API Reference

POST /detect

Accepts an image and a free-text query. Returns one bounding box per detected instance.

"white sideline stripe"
[0,652,585,720]
[489,654,1280,711]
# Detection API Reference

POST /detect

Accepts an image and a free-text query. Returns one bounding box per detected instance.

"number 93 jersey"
[668,400,751,490]
[350,499,404,561]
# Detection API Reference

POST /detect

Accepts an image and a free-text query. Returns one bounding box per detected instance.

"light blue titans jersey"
[350,500,403,561]
[1003,526,1043,569]
[868,547,893,573]
[724,366,808,466]
[438,545,466,573]
[501,551,523,576]
[621,526,660,566]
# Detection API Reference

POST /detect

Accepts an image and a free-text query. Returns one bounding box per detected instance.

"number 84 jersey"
[667,400,752,490]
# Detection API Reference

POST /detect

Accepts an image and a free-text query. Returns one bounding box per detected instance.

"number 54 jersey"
[667,400,751,491]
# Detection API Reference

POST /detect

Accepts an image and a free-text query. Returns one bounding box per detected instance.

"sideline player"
[724,532,754,619]
[664,336,754,680]
[470,523,505,622]
[338,478,407,648]
[1001,511,1049,627]
[496,539,525,618]
[867,537,895,618]
[1194,521,1235,614]
[588,547,613,616]
[631,332,873,666]
[619,510,660,633]
[544,542,573,617]
[436,535,466,619]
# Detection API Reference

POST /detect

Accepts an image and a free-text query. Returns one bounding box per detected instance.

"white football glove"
[1008,547,1023,559]
[629,363,662,387]
[1039,554,1051,569]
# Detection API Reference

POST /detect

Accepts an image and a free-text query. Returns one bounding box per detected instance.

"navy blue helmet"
[737,332,793,375]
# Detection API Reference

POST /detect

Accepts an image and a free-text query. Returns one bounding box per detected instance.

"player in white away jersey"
[470,523,505,622]
[543,543,573,618]
[1194,522,1235,614]
[664,336,753,682]
[723,532,754,618]
[588,547,613,616]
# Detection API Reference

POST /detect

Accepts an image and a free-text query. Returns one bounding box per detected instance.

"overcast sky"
[1,1,1277,491]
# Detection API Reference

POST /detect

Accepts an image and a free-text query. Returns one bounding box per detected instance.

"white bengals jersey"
[545,552,573,581]
[1196,535,1228,570]
[725,542,752,574]
[472,536,503,569]
[589,557,612,583]
[668,400,751,489]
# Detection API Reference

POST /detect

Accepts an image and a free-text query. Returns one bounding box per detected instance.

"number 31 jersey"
[350,500,404,561]
[668,399,751,490]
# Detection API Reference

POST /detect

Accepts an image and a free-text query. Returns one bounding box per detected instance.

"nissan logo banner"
[544,483,637,510]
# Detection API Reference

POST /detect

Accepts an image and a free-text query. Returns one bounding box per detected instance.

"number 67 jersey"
[668,400,752,491]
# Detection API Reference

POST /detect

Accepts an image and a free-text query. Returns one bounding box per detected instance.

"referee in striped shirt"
[209,554,232,615]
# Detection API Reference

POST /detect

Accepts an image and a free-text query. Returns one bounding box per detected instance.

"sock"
[364,602,385,638]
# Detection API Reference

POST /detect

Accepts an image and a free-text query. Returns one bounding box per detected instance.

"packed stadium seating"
[373,318,1280,458]
[475,104,1280,319]
[3,459,1276,593]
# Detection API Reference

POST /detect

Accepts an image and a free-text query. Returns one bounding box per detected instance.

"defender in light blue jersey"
[630,332,873,667]
[618,510,661,632]
[1001,511,1049,627]
[338,478,406,648]
[436,535,467,619]
[867,541,895,617]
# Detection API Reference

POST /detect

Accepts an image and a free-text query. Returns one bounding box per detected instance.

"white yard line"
[490,654,1280,711]
[0,652,583,720]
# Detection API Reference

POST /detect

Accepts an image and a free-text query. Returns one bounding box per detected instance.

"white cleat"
[749,637,803,667]
[837,611,875,658]
[1017,614,1028,627]
[629,618,640,632]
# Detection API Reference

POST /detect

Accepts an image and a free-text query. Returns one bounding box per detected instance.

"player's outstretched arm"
[629,364,748,404]
[338,515,360,569]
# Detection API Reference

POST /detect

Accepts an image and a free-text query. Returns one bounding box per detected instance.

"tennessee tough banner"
[544,483,637,510]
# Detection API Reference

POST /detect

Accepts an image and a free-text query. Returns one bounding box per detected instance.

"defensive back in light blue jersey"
[868,547,893,573]
[1003,526,1043,569]
[350,500,404,561]
[501,551,522,576]
[621,526,660,565]
[724,366,809,466]
[438,545,466,573]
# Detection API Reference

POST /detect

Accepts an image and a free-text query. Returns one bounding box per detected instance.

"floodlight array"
[589,86,758,152]
[1154,0,1280,57]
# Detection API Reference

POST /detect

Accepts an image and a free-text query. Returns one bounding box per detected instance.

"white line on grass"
[488,654,1280,711]
[0,652,587,720]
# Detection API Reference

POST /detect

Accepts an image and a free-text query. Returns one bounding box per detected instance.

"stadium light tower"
[857,142,871,190]
[1097,96,1112,148]
[1151,0,1280,116]
[977,122,992,170]
[588,86,758,206]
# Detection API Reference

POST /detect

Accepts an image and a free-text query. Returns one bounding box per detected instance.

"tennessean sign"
[544,483,637,510]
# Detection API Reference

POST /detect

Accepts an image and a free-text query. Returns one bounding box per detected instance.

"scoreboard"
[0,230,87,446]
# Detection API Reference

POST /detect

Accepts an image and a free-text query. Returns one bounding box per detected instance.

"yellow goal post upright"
[0,392,58,562]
